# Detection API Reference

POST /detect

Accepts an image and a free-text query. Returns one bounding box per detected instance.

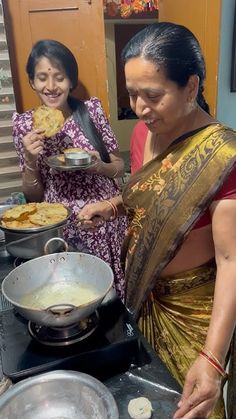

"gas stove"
[0,298,150,383]
[0,247,150,383]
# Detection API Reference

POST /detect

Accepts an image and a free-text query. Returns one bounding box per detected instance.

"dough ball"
[128,397,153,419]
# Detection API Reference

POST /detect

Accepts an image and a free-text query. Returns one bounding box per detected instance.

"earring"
[188,97,196,110]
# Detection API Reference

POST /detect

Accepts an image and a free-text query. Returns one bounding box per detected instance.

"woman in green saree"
[78,23,236,418]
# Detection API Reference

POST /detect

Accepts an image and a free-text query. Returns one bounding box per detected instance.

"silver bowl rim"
[0,370,119,417]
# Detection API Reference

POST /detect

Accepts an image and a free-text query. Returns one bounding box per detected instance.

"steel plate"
[46,154,97,171]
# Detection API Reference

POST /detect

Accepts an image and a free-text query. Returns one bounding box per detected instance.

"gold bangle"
[112,167,119,178]
[24,178,39,187]
[25,163,37,172]
[104,199,118,220]
[203,348,224,369]
[199,351,227,379]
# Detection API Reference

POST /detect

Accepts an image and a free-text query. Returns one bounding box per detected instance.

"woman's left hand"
[83,151,104,175]
[83,149,124,178]
[173,356,222,418]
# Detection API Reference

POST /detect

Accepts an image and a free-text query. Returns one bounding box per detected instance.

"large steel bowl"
[2,252,114,327]
[0,370,119,419]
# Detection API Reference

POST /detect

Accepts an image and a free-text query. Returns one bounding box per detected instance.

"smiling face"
[125,57,197,138]
[30,57,71,114]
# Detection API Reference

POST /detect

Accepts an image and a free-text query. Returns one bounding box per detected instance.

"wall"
[105,22,137,152]
[217,0,236,128]
[158,0,221,117]
[0,0,22,201]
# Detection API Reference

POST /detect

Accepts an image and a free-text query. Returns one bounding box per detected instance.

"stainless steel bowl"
[0,370,119,419]
[64,151,91,166]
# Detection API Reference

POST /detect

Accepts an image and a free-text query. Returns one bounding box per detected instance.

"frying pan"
[2,251,114,327]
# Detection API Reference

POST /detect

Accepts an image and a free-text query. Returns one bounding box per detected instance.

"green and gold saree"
[122,124,236,418]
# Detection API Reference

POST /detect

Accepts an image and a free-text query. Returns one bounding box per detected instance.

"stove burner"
[28,311,99,346]
[13,257,29,268]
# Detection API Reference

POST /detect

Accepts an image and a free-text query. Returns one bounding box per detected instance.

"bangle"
[104,199,118,221]
[24,178,39,187]
[112,167,119,179]
[203,348,224,368]
[199,350,228,379]
[25,163,37,172]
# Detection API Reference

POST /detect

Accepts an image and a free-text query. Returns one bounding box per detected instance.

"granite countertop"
[105,333,181,418]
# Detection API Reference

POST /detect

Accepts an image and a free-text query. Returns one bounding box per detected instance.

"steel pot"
[3,226,66,259]
[2,251,114,327]
[0,370,119,419]
[0,204,71,259]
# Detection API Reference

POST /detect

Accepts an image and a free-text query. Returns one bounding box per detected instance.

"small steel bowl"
[0,370,119,418]
[64,151,92,166]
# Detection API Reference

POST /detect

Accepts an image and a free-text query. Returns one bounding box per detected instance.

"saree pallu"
[123,124,236,315]
[122,124,236,418]
[138,260,225,419]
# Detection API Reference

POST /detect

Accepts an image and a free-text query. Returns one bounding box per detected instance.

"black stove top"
[0,248,149,382]
[0,298,150,383]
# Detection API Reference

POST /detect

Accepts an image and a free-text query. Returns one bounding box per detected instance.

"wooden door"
[3,0,109,114]
[158,0,222,116]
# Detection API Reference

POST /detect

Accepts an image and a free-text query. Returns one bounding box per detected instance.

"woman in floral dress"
[12,39,127,299]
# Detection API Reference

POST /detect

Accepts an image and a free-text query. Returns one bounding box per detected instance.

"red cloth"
[194,167,236,229]
[130,121,148,174]
[130,121,236,229]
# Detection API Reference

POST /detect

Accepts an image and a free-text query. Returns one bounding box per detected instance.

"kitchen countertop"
[105,333,181,418]
[0,245,181,418]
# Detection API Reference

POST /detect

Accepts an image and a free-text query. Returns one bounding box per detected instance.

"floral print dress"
[13,97,128,299]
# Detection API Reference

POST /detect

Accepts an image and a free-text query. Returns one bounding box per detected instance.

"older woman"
[78,23,236,418]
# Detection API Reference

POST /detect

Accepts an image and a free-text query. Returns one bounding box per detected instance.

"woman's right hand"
[173,356,222,418]
[77,201,114,229]
[22,129,45,166]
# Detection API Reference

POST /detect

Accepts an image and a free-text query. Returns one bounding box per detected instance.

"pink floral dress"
[13,97,128,299]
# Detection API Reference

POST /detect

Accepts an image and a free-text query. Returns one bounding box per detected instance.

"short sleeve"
[85,97,118,153]
[12,111,33,171]
[214,166,236,201]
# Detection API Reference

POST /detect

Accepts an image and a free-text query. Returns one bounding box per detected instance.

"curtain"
[103,0,159,18]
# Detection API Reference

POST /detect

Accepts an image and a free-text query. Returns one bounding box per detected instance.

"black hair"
[122,22,210,114]
[26,39,110,162]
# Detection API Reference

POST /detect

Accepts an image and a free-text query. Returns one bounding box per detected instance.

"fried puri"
[1,202,68,229]
[33,105,65,137]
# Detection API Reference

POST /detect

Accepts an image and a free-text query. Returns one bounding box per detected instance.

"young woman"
[13,39,128,299]
[78,23,236,418]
